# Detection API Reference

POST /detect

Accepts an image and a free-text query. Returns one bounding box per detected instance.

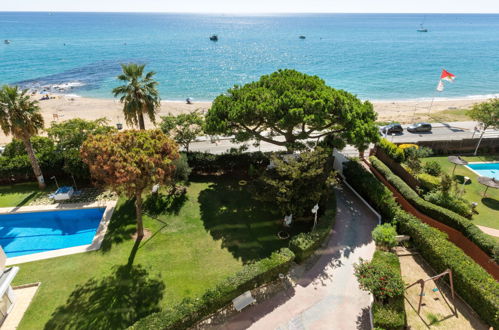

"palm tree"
[113,63,161,130]
[0,85,46,189]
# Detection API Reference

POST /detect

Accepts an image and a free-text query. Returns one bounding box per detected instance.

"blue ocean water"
[0,207,104,258]
[1,12,499,101]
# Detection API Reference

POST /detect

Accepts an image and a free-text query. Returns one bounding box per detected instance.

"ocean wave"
[369,93,499,103]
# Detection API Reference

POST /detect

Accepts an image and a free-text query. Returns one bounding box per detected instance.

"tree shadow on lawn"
[45,240,164,330]
[99,199,137,253]
[482,197,499,211]
[143,191,187,217]
[198,177,308,263]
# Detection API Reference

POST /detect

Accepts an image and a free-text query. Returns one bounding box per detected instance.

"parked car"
[380,123,403,135]
[407,122,432,133]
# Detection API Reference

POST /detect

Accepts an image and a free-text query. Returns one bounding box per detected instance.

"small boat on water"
[299,35,306,39]
[4,40,11,44]
[209,35,218,41]
[417,25,428,32]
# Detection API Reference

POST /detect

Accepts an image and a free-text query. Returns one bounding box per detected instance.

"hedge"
[371,251,406,330]
[377,138,405,162]
[343,160,499,327]
[417,173,440,192]
[129,248,295,330]
[396,210,499,328]
[343,160,398,221]
[289,197,337,263]
[369,156,498,259]
[186,151,271,175]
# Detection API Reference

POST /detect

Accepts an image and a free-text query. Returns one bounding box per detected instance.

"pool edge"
[2,200,117,266]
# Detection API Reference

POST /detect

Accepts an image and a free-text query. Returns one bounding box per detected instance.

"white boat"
[417,24,428,32]
[4,40,10,44]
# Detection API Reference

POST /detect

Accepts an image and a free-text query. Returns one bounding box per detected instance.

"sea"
[1,12,499,101]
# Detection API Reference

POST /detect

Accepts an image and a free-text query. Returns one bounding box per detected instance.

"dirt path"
[396,247,489,329]
[215,185,379,330]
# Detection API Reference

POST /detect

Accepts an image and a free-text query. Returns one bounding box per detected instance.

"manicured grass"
[0,182,48,207]
[11,177,293,329]
[421,155,499,229]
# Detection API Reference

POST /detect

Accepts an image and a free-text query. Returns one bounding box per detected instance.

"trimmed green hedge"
[371,251,406,330]
[289,197,337,263]
[377,138,405,162]
[186,151,271,174]
[343,160,398,221]
[343,159,499,328]
[417,173,440,192]
[396,210,499,328]
[370,156,498,259]
[129,248,295,330]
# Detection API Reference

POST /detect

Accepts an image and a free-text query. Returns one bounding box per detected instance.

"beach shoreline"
[0,94,493,145]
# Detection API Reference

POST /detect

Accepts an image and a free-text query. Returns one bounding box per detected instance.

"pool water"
[467,162,499,180]
[0,208,105,258]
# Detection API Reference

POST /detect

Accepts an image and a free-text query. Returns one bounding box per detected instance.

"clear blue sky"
[1,0,498,13]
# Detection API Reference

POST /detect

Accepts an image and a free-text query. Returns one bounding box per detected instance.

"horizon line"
[1,10,499,14]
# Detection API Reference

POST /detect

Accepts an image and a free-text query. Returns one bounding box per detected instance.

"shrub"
[378,139,405,162]
[129,248,295,330]
[423,160,442,176]
[172,153,192,182]
[372,300,406,330]
[186,151,270,175]
[343,160,399,221]
[417,173,440,192]
[424,190,472,218]
[372,224,397,250]
[370,156,498,259]
[289,201,337,263]
[354,253,404,303]
[355,251,406,329]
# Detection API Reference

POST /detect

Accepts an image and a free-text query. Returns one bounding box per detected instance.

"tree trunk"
[135,191,144,239]
[22,137,46,190]
[138,112,145,130]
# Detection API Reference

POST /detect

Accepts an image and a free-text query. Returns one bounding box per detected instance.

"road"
[189,121,498,154]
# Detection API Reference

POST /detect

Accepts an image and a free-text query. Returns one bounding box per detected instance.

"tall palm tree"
[0,85,46,189]
[113,63,161,130]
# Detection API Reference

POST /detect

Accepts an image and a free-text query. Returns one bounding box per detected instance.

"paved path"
[218,185,379,330]
[477,225,499,238]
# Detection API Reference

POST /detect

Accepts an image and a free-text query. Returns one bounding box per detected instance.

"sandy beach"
[0,95,490,145]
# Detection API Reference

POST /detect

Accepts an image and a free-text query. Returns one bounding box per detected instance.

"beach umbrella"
[447,156,468,175]
[477,176,499,197]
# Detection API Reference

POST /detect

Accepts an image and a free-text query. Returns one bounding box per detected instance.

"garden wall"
[368,162,499,280]
[414,137,499,155]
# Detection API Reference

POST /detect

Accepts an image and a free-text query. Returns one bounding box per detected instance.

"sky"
[1,0,499,13]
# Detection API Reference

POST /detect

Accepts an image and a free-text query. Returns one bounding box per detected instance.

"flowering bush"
[354,257,405,303]
[398,144,419,150]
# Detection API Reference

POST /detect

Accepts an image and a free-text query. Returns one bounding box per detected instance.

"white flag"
[436,80,444,92]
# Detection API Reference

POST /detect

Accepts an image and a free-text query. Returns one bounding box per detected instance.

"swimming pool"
[0,208,105,258]
[466,162,499,180]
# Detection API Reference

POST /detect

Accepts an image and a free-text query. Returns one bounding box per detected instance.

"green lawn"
[421,155,499,229]
[10,177,295,329]
[0,182,48,207]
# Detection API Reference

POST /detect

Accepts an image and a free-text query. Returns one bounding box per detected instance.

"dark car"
[407,122,432,133]
[380,123,403,135]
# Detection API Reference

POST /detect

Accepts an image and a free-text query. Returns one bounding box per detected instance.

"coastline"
[0,94,493,145]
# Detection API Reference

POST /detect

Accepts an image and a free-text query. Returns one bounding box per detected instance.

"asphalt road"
[189,121,498,154]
